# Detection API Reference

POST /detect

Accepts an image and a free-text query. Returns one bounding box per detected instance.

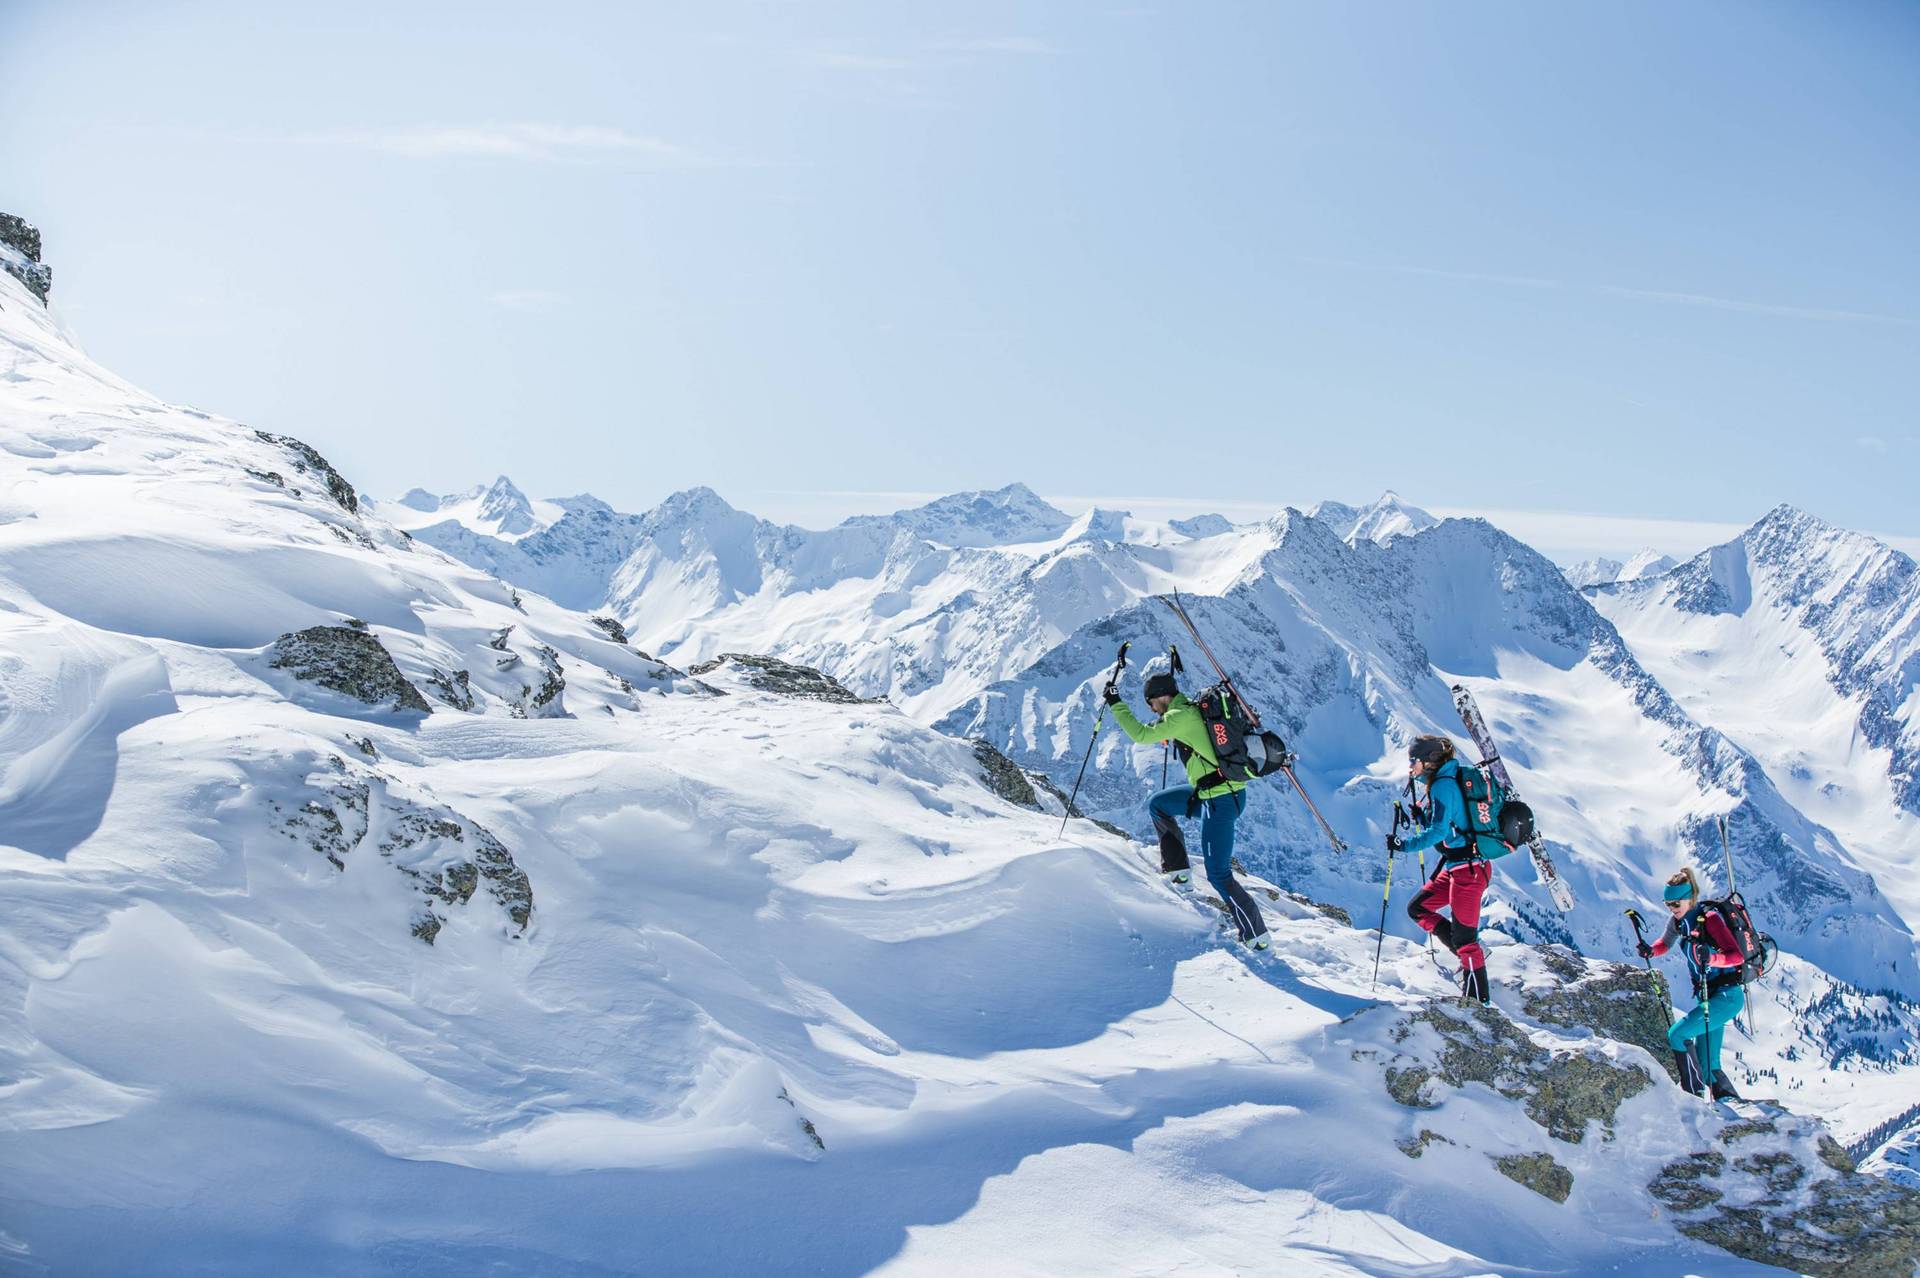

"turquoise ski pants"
[1669,985,1746,1078]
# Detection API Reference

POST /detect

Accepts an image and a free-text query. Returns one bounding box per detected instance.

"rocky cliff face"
[0,214,52,304]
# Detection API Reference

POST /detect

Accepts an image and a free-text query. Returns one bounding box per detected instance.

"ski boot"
[1458,966,1491,1007]
[1244,931,1272,953]
[1161,869,1192,891]
[1709,1070,1742,1103]
[1671,1049,1707,1098]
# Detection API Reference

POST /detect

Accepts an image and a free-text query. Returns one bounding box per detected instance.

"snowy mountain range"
[5,215,1920,1274]
[1565,548,1681,589]
[392,473,1920,994]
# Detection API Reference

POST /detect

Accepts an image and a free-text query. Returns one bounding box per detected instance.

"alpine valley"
[5,217,1919,1276]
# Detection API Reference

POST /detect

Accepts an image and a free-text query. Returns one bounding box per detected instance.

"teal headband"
[1663,880,1694,903]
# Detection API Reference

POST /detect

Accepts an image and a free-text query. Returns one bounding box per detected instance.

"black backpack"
[1445,763,1530,859]
[1693,894,1777,985]
[1183,683,1288,785]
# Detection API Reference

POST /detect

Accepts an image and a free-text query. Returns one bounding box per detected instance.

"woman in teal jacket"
[1638,867,1748,1100]
[1107,672,1270,950]
[1388,735,1505,1005]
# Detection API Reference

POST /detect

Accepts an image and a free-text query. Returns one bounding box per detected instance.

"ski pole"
[1372,800,1407,990]
[1718,814,1756,1040]
[1160,645,1184,789]
[1624,907,1675,1034]
[1060,641,1130,837]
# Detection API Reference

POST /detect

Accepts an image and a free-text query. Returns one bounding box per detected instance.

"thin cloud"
[1594,284,1914,326]
[319,124,706,165]
[1301,256,1911,325]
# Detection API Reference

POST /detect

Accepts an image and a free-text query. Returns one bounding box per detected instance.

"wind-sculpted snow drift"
[3,220,1919,1274]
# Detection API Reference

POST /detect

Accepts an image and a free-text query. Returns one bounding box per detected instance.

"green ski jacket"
[1112,693,1248,800]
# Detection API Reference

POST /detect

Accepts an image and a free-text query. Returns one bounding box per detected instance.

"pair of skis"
[1450,683,1577,913]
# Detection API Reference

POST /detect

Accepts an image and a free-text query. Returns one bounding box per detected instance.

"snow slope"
[4,227,1917,1274]
[1592,508,1920,922]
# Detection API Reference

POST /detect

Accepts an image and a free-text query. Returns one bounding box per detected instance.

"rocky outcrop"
[687,654,874,704]
[253,431,359,514]
[1494,1151,1573,1203]
[589,616,629,645]
[274,757,532,944]
[1382,1000,1652,1143]
[0,213,52,303]
[514,645,566,718]
[1523,948,1679,1081]
[425,668,475,711]
[270,626,431,713]
[1652,1116,1920,1277]
[971,739,1041,810]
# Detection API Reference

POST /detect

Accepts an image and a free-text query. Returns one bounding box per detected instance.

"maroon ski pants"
[1408,858,1491,972]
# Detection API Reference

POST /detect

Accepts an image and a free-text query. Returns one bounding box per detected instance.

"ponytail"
[1664,867,1701,904]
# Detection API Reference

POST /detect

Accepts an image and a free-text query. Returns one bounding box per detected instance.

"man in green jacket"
[1106,671,1271,950]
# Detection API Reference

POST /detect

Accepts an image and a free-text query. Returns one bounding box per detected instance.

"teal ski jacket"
[1404,759,1511,860]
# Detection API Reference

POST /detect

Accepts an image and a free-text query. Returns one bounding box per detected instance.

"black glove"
[1636,940,1653,960]
[1385,834,1406,853]
[1101,686,1122,707]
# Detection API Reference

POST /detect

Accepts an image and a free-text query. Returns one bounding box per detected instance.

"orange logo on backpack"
[1212,724,1229,746]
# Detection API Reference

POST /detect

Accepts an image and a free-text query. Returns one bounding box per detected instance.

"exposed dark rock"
[379,800,534,943]
[687,653,875,704]
[348,735,378,759]
[488,626,514,651]
[971,739,1041,810]
[1397,1129,1452,1159]
[1656,1136,1920,1277]
[1650,1151,1725,1212]
[270,626,431,713]
[0,213,52,303]
[1382,1001,1651,1143]
[528,646,565,714]
[1495,1152,1572,1203]
[589,615,629,645]
[253,431,358,514]
[1285,891,1351,925]
[425,668,475,711]
[1524,954,1678,1082]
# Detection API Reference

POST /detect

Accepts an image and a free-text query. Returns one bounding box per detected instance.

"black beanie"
[1408,734,1454,765]
[1143,672,1179,702]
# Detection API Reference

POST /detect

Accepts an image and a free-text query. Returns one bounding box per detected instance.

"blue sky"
[3,1,1916,559]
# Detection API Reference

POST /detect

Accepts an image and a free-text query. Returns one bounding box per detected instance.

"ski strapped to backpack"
[1160,591,1347,853]
[1718,813,1759,1039]
[1449,683,1576,912]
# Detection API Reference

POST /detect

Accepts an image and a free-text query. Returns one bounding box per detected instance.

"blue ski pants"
[1669,984,1746,1078]
[1148,785,1266,942]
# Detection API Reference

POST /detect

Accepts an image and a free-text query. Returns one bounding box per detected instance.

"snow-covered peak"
[1563,555,1625,588]
[1565,549,1676,589]
[374,475,562,542]
[1309,491,1438,546]
[1618,548,1678,581]
[848,482,1073,548]
[1061,506,1130,545]
[1169,513,1234,539]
